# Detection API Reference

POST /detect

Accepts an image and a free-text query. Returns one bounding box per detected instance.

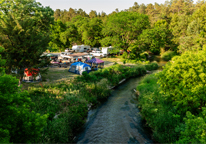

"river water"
[76,75,155,144]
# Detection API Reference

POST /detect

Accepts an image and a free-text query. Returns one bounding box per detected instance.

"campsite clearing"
[22,60,114,90]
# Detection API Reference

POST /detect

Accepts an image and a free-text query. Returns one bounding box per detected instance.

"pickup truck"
[90,51,107,57]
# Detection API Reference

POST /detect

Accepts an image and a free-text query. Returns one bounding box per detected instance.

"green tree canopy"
[79,18,103,47]
[0,0,54,81]
[157,46,206,114]
[49,20,79,51]
[136,20,172,54]
[101,11,150,51]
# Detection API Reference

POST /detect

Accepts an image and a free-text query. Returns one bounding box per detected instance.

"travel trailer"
[72,45,90,52]
[101,46,114,55]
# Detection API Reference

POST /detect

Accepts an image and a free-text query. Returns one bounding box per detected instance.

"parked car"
[90,51,107,57]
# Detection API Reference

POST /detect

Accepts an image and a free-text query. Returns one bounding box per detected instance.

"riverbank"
[26,62,159,143]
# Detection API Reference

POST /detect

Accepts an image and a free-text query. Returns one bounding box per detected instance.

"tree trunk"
[18,67,25,87]
[18,75,23,87]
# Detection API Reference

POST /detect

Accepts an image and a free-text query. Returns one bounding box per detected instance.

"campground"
[22,59,117,89]
[22,55,166,90]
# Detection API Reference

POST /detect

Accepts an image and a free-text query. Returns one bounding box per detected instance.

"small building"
[23,68,41,82]
[68,62,91,75]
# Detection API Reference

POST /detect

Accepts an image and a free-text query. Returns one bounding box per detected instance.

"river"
[76,74,156,144]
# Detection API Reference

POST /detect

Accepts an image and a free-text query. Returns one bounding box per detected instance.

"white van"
[72,45,90,52]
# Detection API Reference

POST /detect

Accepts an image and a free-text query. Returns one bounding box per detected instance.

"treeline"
[50,0,206,59]
[1,0,206,75]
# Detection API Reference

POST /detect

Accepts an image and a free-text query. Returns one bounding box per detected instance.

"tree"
[169,13,191,45]
[79,18,103,47]
[0,0,54,83]
[54,9,61,21]
[138,4,146,14]
[0,46,48,143]
[176,4,206,53]
[101,11,150,52]
[89,10,97,18]
[157,47,206,114]
[128,2,139,12]
[136,20,169,54]
[72,16,90,44]
[49,20,68,52]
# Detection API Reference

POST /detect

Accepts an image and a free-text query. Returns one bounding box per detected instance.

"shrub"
[176,109,206,143]
[137,74,181,143]
[0,74,47,143]
[158,49,206,114]
[122,51,128,59]
[161,51,176,61]
[145,62,159,71]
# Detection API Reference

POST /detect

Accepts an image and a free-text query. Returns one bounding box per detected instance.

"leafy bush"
[145,62,158,71]
[137,74,181,143]
[161,51,176,61]
[0,74,48,143]
[122,51,128,59]
[176,109,206,143]
[158,49,206,114]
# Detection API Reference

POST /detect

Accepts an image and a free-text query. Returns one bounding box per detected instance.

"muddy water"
[76,75,155,144]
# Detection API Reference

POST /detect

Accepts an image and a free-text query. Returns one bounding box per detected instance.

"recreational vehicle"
[101,46,114,55]
[72,45,90,52]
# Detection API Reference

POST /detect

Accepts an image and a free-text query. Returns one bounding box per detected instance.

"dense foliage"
[137,48,206,143]
[0,0,54,81]
[161,51,176,61]
[0,46,47,143]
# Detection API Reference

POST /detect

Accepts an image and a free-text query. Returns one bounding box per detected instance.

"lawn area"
[101,55,124,65]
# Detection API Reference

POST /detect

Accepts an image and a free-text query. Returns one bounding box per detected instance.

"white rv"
[72,45,90,52]
[101,46,114,55]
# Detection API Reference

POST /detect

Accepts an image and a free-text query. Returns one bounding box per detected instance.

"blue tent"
[68,62,91,75]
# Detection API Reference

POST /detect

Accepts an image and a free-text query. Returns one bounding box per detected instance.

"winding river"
[76,73,157,144]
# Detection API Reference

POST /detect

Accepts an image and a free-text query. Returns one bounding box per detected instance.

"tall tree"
[79,18,103,47]
[89,10,97,18]
[49,20,67,52]
[0,0,54,83]
[54,9,61,21]
[137,20,172,54]
[138,4,146,14]
[101,11,150,51]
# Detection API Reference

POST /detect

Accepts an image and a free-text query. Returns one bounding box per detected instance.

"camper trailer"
[72,45,90,52]
[101,46,114,55]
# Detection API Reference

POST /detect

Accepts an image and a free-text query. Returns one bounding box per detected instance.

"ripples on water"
[76,75,155,144]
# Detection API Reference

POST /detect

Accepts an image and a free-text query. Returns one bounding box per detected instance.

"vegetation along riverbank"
[137,48,206,143]
[1,55,158,143]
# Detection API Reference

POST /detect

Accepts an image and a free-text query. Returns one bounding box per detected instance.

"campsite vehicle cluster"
[22,45,112,82]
